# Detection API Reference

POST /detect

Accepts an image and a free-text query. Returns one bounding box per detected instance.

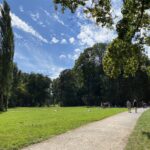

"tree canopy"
[5,43,150,107]
[0,0,14,111]
[52,43,150,106]
[53,0,150,78]
[9,65,52,107]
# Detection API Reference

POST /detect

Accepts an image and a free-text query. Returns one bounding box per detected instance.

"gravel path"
[22,108,146,150]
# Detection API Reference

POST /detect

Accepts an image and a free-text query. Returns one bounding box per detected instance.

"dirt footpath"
[22,108,146,150]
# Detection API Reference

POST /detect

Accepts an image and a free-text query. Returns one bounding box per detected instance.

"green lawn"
[126,109,150,150]
[0,107,126,150]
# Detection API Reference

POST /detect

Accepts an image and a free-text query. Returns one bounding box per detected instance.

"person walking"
[127,100,132,113]
[133,99,138,113]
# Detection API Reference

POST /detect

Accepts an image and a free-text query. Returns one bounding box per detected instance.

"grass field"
[126,109,150,150]
[0,107,125,150]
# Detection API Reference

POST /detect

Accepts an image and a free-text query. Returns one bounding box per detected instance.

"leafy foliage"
[53,0,113,27]
[103,39,144,77]
[53,0,150,77]
[9,66,52,107]
[0,0,14,111]
[73,43,107,105]
[52,69,79,106]
[52,43,150,106]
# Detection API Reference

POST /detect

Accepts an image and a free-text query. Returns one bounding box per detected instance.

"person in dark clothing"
[133,99,138,113]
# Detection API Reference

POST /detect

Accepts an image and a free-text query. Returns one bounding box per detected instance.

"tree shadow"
[142,131,150,139]
[0,110,6,114]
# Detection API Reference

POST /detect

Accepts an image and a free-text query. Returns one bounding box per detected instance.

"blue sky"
[1,0,140,78]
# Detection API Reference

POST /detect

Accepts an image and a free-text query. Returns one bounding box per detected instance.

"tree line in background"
[52,43,150,107]
[9,65,52,107]
[0,0,150,111]
[10,43,150,107]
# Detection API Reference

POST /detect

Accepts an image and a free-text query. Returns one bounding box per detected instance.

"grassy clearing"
[0,107,126,150]
[126,109,150,150]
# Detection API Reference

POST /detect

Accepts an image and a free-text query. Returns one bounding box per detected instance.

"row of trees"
[51,0,150,106]
[0,1,150,110]
[52,43,150,106]
[9,43,150,107]
[9,65,52,107]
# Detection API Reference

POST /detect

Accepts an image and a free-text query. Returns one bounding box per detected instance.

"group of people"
[126,99,138,113]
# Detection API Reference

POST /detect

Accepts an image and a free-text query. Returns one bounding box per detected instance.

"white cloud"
[68,53,79,60]
[74,48,82,53]
[75,0,123,25]
[35,66,65,79]
[111,0,123,24]
[42,9,51,17]
[19,6,24,12]
[59,54,66,59]
[30,12,46,27]
[30,12,40,21]
[53,14,65,26]
[39,21,46,28]
[145,45,150,58]
[145,10,150,15]
[14,52,28,61]
[77,24,117,47]
[68,48,82,61]
[59,48,82,61]
[51,37,59,44]
[61,39,67,44]
[74,0,121,48]
[14,32,23,39]
[69,37,75,44]
[50,67,65,79]
[11,13,49,43]
[15,43,65,79]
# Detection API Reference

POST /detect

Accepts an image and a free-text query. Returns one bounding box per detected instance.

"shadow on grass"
[142,131,150,139]
[0,110,6,114]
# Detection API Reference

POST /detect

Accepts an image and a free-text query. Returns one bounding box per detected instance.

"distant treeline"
[10,43,150,107]
[9,65,52,107]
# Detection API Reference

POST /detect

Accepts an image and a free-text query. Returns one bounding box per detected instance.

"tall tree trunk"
[4,95,8,111]
[0,93,4,111]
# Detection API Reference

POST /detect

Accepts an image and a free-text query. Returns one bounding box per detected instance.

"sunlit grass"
[0,107,126,150]
[126,109,150,150]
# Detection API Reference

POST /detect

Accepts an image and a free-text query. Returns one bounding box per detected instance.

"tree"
[74,43,107,106]
[53,0,113,27]
[53,0,150,78]
[9,64,23,107]
[0,0,14,111]
[52,78,60,105]
[52,69,79,106]
[9,66,53,108]
[26,73,52,107]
